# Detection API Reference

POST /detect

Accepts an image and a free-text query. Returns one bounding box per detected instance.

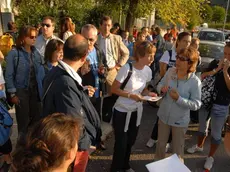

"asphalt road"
[86,103,230,172]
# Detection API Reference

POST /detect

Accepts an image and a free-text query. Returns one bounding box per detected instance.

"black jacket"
[42,63,101,150]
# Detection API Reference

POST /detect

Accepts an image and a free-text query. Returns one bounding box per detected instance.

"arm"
[0,50,4,63]
[5,50,17,93]
[117,36,129,66]
[111,65,142,102]
[175,79,202,111]
[160,62,167,78]
[201,59,222,80]
[159,51,170,77]
[223,61,230,91]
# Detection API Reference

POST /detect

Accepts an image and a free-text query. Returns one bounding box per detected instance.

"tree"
[14,0,94,31]
[212,6,226,23]
[98,0,206,33]
[202,4,213,22]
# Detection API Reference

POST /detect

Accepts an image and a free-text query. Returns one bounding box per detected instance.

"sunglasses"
[29,36,37,39]
[41,23,51,28]
[176,55,190,62]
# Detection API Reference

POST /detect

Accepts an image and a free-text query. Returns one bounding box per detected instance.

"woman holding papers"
[110,41,157,172]
[155,47,201,162]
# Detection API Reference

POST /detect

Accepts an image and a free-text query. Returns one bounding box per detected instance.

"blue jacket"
[157,70,202,127]
[5,47,45,100]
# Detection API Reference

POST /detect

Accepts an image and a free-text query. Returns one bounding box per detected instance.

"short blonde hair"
[135,41,156,61]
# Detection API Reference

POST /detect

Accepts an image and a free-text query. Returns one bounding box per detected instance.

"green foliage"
[202,4,213,22]
[208,23,230,30]
[212,6,226,23]
[15,0,94,31]
[154,0,205,26]
[187,10,202,30]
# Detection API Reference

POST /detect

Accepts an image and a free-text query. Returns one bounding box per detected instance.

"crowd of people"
[0,15,229,172]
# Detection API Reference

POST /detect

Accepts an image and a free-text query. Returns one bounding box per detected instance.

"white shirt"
[114,64,152,131]
[98,34,116,68]
[58,60,82,85]
[63,31,73,42]
[160,46,177,64]
[115,64,152,112]
[35,34,63,58]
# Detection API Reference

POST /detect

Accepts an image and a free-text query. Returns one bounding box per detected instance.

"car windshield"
[199,43,224,59]
[198,31,225,42]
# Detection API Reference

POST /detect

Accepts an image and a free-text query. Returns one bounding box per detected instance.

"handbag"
[102,63,133,122]
[201,74,217,111]
[0,101,13,146]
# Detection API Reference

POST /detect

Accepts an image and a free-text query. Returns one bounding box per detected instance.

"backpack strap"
[120,63,133,90]
[168,50,173,61]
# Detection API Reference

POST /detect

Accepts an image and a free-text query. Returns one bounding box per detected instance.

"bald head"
[63,34,89,61]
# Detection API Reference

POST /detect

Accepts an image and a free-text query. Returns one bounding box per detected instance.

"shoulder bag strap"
[120,63,133,90]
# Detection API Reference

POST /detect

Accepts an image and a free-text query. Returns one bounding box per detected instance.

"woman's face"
[24,30,37,46]
[177,35,191,50]
[191,40,199,50]
[52,45,63,63]
[137,34,146,42]
[141,52,155,66]
[175,54,190,72]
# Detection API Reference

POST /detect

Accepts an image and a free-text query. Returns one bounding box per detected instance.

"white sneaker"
[165,143,170,153]
[204,156,214,170]
[146,139,157,148]
[125,168,135,172]
[187,144,203,154]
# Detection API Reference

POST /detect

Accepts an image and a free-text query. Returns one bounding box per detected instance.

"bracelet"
[127,93,131,98]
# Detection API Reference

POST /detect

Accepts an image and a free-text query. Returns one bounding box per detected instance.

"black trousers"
[0,139,12,154]
[15,88,42,135]
[111,109,139,172]
[151,117,172,143]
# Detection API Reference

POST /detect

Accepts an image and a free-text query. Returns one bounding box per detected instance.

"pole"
[223,0,230,30]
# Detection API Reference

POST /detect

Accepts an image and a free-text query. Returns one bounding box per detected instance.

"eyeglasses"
[29,36,37,39]
[86,38,95,42]
[41,23,51,28]
[176,55,190,62]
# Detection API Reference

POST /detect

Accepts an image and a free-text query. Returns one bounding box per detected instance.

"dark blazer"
[42,63,101,151]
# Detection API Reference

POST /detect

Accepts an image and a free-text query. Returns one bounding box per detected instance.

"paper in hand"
[146,154,191,172]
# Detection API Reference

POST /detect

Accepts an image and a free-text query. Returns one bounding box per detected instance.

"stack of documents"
[146,154,191,172]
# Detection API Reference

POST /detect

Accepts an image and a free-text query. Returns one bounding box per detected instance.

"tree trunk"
[125,0,138,34]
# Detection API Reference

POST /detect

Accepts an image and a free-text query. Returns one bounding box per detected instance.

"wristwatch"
[10,93,16,98]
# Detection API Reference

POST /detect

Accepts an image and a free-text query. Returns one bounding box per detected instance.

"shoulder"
[189,73,201,86]
[143,65,152,73]
[112,34,122,41]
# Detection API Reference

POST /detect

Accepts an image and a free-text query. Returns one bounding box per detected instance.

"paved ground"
[9,103,230,172]
[86,103,230,172]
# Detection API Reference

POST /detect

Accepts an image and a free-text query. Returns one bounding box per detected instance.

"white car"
[197,28,225,44]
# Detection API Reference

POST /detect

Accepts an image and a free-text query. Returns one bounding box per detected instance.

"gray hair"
[81,24,98,35]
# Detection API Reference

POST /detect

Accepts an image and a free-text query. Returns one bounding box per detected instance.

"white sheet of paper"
[146,154,191,172]
[142,96,162,102]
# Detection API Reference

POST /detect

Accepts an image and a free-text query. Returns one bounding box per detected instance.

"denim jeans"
[198,104,229,145]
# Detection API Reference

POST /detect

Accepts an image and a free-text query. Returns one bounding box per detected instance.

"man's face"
[122,32,129,40]
[177,35,191,49]
[42,19,55,38]
[100,20,112,35]
[82,29,97,51]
